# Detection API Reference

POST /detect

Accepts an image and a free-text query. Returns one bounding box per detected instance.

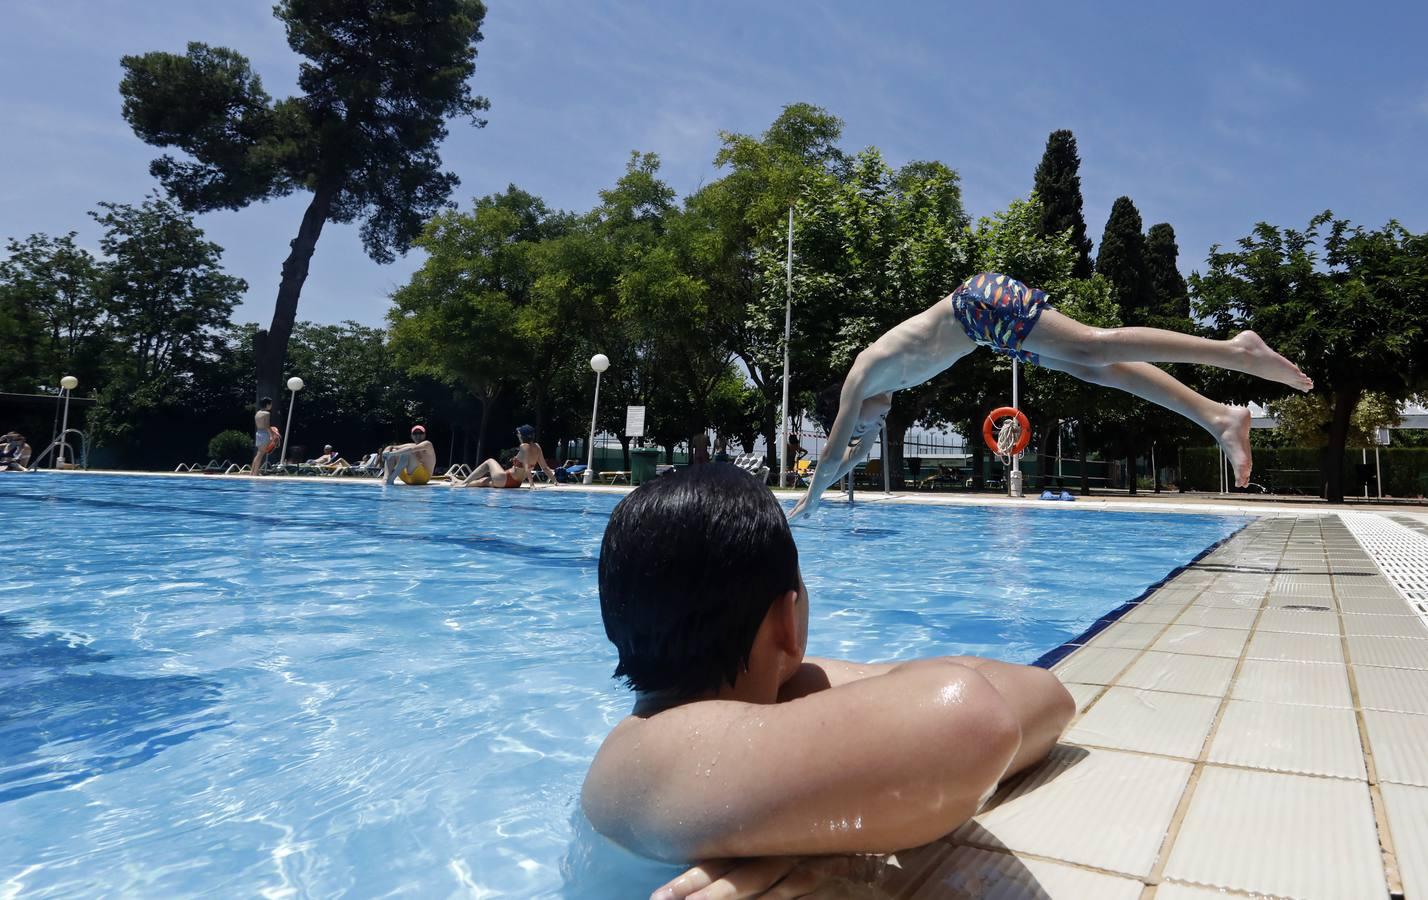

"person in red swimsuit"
[456,425,559,488]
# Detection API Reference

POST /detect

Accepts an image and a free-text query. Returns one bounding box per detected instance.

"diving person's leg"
[1041,357,1253,488]
[1023,309,1312,392]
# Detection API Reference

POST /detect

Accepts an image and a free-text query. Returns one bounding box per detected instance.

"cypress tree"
[1145,223,1190,323]
[1096,196,1149,323]
[1032,130,1093,278]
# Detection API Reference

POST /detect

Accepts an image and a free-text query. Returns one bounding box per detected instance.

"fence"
[1181,446,1428,498]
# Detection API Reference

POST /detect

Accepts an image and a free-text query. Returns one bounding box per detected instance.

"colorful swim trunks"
[949,272,1051,365]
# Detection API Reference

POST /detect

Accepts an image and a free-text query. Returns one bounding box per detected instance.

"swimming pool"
[1,474,1246,897]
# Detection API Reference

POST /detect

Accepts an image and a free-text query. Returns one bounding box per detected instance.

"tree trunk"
[971,440,985,490]
[474,391,495,462]
[1037,419,1058,490]
[1324,387,1360,503]
[255,184,337,402]
[1126,453,1137,495]
[619,436,631,471]
[761,402,778,469]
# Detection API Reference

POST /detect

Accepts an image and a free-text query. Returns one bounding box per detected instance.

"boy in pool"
[582,464,1074,898]
[788,271,1313,521]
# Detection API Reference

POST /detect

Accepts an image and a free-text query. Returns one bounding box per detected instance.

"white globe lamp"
[280,376,305,467]
[584,355,610,483]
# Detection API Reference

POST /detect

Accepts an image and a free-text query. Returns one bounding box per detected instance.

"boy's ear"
[771,589,801,657]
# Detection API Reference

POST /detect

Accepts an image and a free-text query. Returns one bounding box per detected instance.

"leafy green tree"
[1268,392,1401,448]
[701,104,850,455]
[0,232,106,392]
[1096,196,1149,322]
[1193,213,1428,502]
[91,196,246,386]
[1032,130,1093,278]
[387,185,557,461]
[118,1,491,402]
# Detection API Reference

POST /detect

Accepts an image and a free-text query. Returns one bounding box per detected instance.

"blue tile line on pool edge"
[1030,519,1253,670]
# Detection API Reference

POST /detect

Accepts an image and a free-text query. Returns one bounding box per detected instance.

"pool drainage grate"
[1336,512,1428,624]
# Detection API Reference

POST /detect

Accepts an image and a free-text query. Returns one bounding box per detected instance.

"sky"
[2,1,1427,330]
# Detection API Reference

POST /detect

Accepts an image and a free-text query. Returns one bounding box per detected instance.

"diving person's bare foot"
[1216,405,1253,489]
[1231,331,1314,391]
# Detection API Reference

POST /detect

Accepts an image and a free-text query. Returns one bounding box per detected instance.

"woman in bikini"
[457,425,560,488]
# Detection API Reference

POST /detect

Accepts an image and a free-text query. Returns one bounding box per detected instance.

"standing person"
[249,398,278,476]
[382,424,437,485]
[788,271,1312,521]
[712,434,731,463]
[457,425,558,488]
[690,431,710,466]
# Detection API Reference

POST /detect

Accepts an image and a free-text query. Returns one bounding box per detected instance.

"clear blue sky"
[3,1,1426,328]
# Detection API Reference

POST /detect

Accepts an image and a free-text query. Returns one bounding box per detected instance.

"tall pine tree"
[1145,223,1190,324]
[1032,130,1093,278]
[1096,196,1149,323]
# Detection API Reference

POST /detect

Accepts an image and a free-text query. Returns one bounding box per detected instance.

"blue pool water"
[1,473,1245,896]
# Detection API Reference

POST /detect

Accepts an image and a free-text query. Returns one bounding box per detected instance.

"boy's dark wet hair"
[259,397,272,408]
[598,463,800,700]
[814,381,844,434]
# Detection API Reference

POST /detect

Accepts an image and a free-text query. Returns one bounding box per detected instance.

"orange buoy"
[982,407,1031,456]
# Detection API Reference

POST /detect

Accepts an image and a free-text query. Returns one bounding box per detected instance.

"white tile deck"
[890,509,1427,899]
[952,746,1192,878]
[1379,783,1428,900]
[1207,700,1366,779]
[1162,768,1385,899]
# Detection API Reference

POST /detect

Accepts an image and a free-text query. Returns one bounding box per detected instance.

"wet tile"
[1338,594,1416,615]
[1244,630,1345,664]
[1255,607,1342,636]
[1117,602,1187,625]
[1163,767,1385,900]
[1151,624,1250,659]
[1052,647,1140,686]
[1351,665,1428,715]
[1116,651,1237,697]
[1379,783,1428,900]
[1081,622,1166,651]
[1347,635,1428,669]
[1207,700,1365,779]
[1176,606,1257,629]
[1341,613,1428,638]
[1189,592,1264,610]
[1231,659,1353,708]
[1363,710,1428,787]
[1064,687,1219,759]
[954,745,1191,878]
[902,845,1143,900]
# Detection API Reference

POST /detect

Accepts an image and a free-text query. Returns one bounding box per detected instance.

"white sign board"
[625,405,646,438]
[1375,426,1391,446]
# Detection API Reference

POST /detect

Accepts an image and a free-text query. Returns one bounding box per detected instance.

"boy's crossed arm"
[583,654,1070,864]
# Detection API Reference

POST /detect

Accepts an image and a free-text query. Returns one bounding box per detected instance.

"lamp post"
[583,354,609,485]
[56,375,78,468]
[280,376,303,467]
[778,206,794,488]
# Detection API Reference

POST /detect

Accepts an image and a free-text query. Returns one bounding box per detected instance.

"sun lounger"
[732,454,770,483]
[599,471,630,484]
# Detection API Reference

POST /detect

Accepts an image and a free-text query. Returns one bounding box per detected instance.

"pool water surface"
[0,473,1246,896]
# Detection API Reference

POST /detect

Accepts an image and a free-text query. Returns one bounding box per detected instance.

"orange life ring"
[982,407,1031,456]
[265,427,280,454]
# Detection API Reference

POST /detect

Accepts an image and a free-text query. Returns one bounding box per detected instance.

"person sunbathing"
[0,433,31,472]
[582,464,1074,897]
[789,271,1313,521]
[457,425,558,488]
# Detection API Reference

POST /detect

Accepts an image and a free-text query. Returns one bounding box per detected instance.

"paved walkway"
[878,512,1428,899]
